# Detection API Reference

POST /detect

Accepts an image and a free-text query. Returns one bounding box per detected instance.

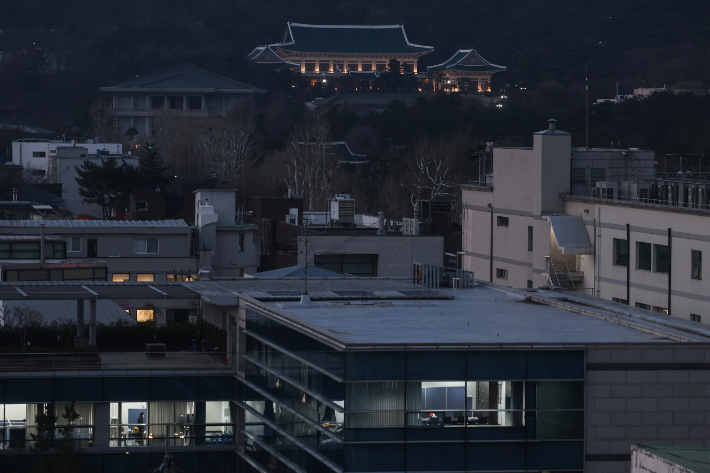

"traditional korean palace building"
[249,23,434,79]
[428,49,506,92]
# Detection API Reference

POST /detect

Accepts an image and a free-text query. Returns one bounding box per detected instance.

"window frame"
[691,314,701,323]
[691,250,702,280]
[527,226,533,252]
[134,238,159,255]
[613,238,629,267]
[636,242,652,271]
[67,236,81,253]
[112,273,130,282]
[496,216,509,227]
[136,273,155,282]
[654,244,670,274]
[495,268,508,280]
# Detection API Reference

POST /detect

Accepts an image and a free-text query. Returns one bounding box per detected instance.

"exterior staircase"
[549,273,571,290]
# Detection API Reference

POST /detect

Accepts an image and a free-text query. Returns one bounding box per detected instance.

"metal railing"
[574,187,710,210]
[412,263,474,289]
[563,258,576,291]
[0,351,234,376]
[542,257,562,287]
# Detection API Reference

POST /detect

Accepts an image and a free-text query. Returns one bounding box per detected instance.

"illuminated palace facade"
[250,23,506,92]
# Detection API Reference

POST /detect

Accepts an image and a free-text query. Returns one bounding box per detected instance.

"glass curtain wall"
[1,403,94,449]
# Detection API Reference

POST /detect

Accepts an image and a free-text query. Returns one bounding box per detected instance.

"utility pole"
[585,67,589,149]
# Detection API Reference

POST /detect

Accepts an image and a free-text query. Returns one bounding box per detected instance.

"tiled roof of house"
[101,63,266,93]
[428,49,506,72]
[248,46,301,70]
[273,23,433,55]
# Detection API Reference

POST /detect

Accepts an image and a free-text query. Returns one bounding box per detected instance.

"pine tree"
[139,142,171,191]
[75,157,141,218]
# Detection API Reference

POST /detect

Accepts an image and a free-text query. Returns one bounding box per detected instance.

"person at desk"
[136,412,145,445]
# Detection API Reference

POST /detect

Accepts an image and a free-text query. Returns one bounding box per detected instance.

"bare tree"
[52,317,75,348]
[285,120,346,211]
[2,305,43,351]
[397,137,460,217]
[89,98,114,142]
[200,114,258,186]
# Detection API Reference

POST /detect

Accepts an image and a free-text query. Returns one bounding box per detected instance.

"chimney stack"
[548,119,557,132]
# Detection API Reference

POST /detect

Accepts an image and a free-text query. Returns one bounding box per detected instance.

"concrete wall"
[571,149,656,196]
[11,141,121,170]
[0,226,195,282]
[214,229,260,277]
[299,234,444,278]
[534,130,572,214]
[564,198,710,324]
[585,343,710,473]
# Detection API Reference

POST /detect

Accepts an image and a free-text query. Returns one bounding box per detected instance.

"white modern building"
[462,120,710,325]
[10,139,122,173]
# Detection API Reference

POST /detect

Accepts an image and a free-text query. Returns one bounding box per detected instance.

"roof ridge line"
[288,23,405,29]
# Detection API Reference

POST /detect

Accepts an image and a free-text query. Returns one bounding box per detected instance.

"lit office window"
[137,273,154,282]
[137,309,154,322]
[1,403,94,449]
[653,306,669,315]
[112,273,130,282]
[691,250,702,280]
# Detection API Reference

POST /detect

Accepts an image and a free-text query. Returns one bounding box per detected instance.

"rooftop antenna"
[585,68,589,149]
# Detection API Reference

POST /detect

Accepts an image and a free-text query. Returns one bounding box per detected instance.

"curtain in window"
[55,403,94,442]
[346,382,405,428]
[149,402,189,446]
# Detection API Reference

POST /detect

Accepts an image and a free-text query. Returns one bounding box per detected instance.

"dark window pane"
[637,242,652,270]
[692,250,702,280]
[614,239,628,267]
[536,410,584,439]
[655,244,670,273]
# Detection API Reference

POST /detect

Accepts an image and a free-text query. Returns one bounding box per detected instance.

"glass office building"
[237,307,585,472]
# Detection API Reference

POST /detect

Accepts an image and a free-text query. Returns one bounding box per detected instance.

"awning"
[548,216,593,255]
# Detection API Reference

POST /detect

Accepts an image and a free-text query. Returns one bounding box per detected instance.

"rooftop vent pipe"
[548,119,557,132]
[377,211,386,236]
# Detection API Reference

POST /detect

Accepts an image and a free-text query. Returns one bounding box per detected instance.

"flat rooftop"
[247,283,710,349]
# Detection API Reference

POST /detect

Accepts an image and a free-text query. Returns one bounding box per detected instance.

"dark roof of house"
[100,63,266,93]
[428,49,506,72]
[318,91,422,106]
[248,46,301,70]
[273,23,434,55]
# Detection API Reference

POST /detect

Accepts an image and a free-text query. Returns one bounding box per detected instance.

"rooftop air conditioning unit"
[330,195,355,223]
[595,181,618,199]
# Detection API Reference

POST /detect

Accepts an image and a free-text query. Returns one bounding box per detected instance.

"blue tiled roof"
[274,23,433,55]
[101,63,265,92]
[248,46,301,70]
[428,49,506,73]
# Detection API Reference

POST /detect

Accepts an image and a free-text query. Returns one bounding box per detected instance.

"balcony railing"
[0,351,234,376]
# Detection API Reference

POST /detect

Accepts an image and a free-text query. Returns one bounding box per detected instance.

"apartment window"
[133,201,148,211]
[637,242,652,271]
[691,314,701,323]
[0,241,63,259]
[67,236,81,252]
[314,254,377,277]
[635,302,651,310]
[137,309,154,323]
[136,273,154,282]
[653,306,669,315]
[527,226,533,252]
[691,250,702,280]
[496,268,508,280]
[167,273,197,281]
[612,297,628,304]
[497,216,509,227]
[590,168,606,186]
[613,238,629,267]
[134,238,159,254]
[32,151,46,158]
[239,233,245,252]
[112,273,130,282]
[45,242,66,259]
[654,244,670,274]
[527,280,533,289]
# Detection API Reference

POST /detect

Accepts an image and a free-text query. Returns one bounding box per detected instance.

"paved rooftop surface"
[260,283,710,348]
